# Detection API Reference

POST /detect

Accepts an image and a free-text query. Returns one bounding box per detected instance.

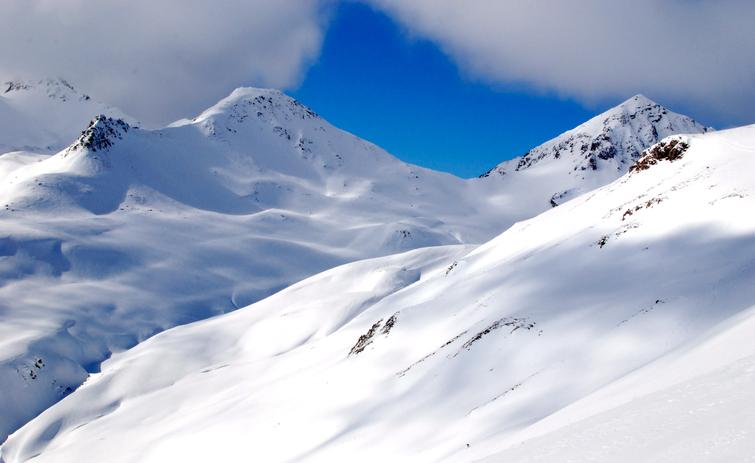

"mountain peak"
[0,78,139,155]
[190,87,321,128]
[64,115,133,157]
[478,96,712,209]
[481,96,710,178]
[3,78,90,102]
[624,93,654,106]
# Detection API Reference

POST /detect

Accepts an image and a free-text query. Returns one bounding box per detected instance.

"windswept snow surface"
[3,125,754,462]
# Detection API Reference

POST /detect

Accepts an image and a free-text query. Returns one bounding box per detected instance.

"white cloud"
[0,0,332,127]
[368,0,755,127]
[2,1,752,129]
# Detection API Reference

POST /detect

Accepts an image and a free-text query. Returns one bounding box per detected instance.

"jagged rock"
[65,115,132,156]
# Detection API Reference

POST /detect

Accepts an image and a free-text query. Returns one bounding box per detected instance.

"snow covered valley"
[1,81,753,461]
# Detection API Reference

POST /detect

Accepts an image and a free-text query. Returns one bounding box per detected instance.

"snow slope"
[3,125,753,462]
[480,95,710,208]
[0,79,138,155]
[470,303,755,462]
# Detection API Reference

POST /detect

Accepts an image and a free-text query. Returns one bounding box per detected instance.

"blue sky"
[291,3,599,178]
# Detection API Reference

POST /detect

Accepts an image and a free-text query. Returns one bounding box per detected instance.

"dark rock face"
[66,115,132,156]
[629,138,690,174]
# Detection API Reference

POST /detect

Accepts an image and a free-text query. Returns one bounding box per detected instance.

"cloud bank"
[369,0,755,127]
[1,1,753,128]
[0,0,331,127]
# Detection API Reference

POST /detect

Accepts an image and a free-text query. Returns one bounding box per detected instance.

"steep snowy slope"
[4,125,753,462]
[470,303,755,462]
[480,95,710,208]
[0,79,138,155]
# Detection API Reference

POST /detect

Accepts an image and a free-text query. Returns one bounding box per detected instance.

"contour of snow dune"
[3,125,753,462]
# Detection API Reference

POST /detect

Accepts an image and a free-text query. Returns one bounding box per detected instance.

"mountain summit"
[0,79,138,155]
[480,95,711,206]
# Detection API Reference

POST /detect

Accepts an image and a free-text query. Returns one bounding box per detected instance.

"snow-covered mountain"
[0,79,138,155]
[0,85,716,443]
[480,95,710,207]
[3,125,752,462]
[0,86,526,439]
